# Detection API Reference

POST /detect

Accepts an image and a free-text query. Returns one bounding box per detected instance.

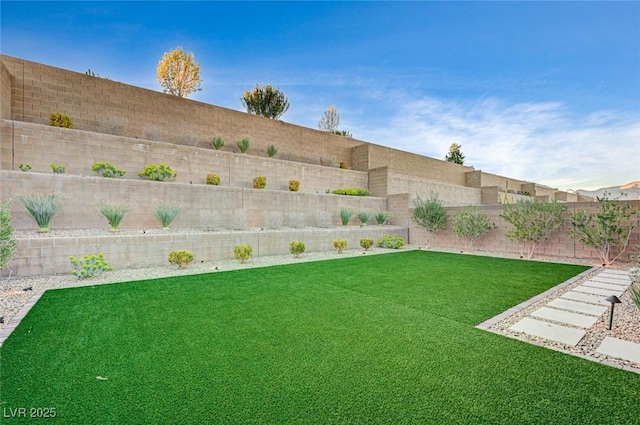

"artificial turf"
[1,251,638,424]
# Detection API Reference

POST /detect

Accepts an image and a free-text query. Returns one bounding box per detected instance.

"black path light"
[605,295,622,330]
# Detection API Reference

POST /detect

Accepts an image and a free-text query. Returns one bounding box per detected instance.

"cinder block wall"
[2,171,387,231]
[409,201,640,263]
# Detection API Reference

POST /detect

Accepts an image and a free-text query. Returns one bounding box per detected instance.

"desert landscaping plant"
[289,180,300,192]
[168,250,194,269]
[210,136,225,150]
[97,116,127,135]
[0,201,17,272]
[92,162,126,178]
[501,200,567,259]
[241,84,290,119]
[333,239,347,254]
[453,206,496,252]
[378,235,405,249]
[138,164,176,182]
[50,164,66,174]
[154,202,182,230]
[357,211,371,226]
[412,193,448,248]
[69,253,113,279]
[568,194,639,265]
[267,145,278,158]
[339,208,354,226]
[333,188,370,196]
[233,245,253,263]
[156,47,202,98]
[237,137,251,154]
[360,238,374,251]
[206,173,221,185]
[289,241,306,258]
[49,112,73,128]
[375,211,390,226]
[97,202,130,232]
[17,192,60,233]
[253,176,267,189]
[18,163,31,172]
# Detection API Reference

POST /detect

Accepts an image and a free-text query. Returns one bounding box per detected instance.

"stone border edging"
[0,290,45,346]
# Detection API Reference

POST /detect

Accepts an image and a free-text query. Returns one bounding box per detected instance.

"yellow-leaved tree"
[156,47,202,98]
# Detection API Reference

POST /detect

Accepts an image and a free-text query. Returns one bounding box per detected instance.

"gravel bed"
[1,241,638,373]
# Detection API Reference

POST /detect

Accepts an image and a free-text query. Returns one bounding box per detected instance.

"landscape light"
[605,295,621,330]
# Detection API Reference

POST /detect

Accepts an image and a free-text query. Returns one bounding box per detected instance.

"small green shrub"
[168,250,194,269]
[49,112,73,128]
[333,239,347,254]
[138,164,176,181]
[206,173,221,185]
[210,136,225,150]
[332,188,370,196]
[267,145,278,158]
[289,241,306,258]
[0,200,17,270]
[289,180,300,192]
[97,202,130,232]
[378,235,405,249]
[92,162,126,178]
[339,162,348,169]
[360,238,374,251]
[18,163,31,172]
[357,211,371,226]
[50,164,66,174]
[237,137,251,153]
[69,253,113,279]
[253,176,267,189]
[375,211,390,225]
[154,202,182,229]
[17,192,60,233]
[631,284,640,310]
[339,208,353,226]
[234,244,253,263]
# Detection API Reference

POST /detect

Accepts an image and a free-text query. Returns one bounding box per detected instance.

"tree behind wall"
[157,47,202,98]
[445,143,465,165]
[241,84,290,119]
[318,106,340,132]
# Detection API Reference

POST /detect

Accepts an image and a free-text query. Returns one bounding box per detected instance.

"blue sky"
[2,1,638,191]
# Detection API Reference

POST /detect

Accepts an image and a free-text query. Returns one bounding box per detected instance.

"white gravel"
[1,243,638,373]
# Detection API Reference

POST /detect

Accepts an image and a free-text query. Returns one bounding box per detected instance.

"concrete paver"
[596,337,640,364]
[588,276,631,285]
[582,281,631,291]
[560,291,608,305]
[531,307,600,328]
[547,298,608,316]
[572,285,625,297]
[510,317,586,346]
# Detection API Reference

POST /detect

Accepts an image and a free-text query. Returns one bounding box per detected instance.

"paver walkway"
[506,268,639,369]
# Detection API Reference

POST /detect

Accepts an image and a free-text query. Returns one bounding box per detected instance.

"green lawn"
[1,251,638,424]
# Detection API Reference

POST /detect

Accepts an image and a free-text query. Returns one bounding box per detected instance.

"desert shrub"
[50,164,66,174]
[253,176,267,189]
[375,211,390,225]
[320,155,337,167]
[144,126,163,141]
[631,284,640,310]
[288,212,306,228]
[333,239,347,254]
[412,193,448,248]
[18,163,31,172]
[17,192,60,233]
[357,210,371,226]
[206,173,221,185]
[168,250,194,269]
[264,211,284,229]
[69,253,113,279]
[92,162,126,178]
[453,206,495,252]
[339,162,349,169]
[0,201,17,271]
[339,208,354,226]
[289,180,300,192]
[378,235,405,249]
[97,116,127,135]
[360,238,374,251]
[289,241,305,258]
[154,202,182,229]
[234,244,253,263]
[315,211,333,228]
[237,137,251,153]
[210,136,225,150]
[49,112,73,128]
[138,164,176,181]
[332,188,370,196]
[97,202,130,232]
[267,145,278,158]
